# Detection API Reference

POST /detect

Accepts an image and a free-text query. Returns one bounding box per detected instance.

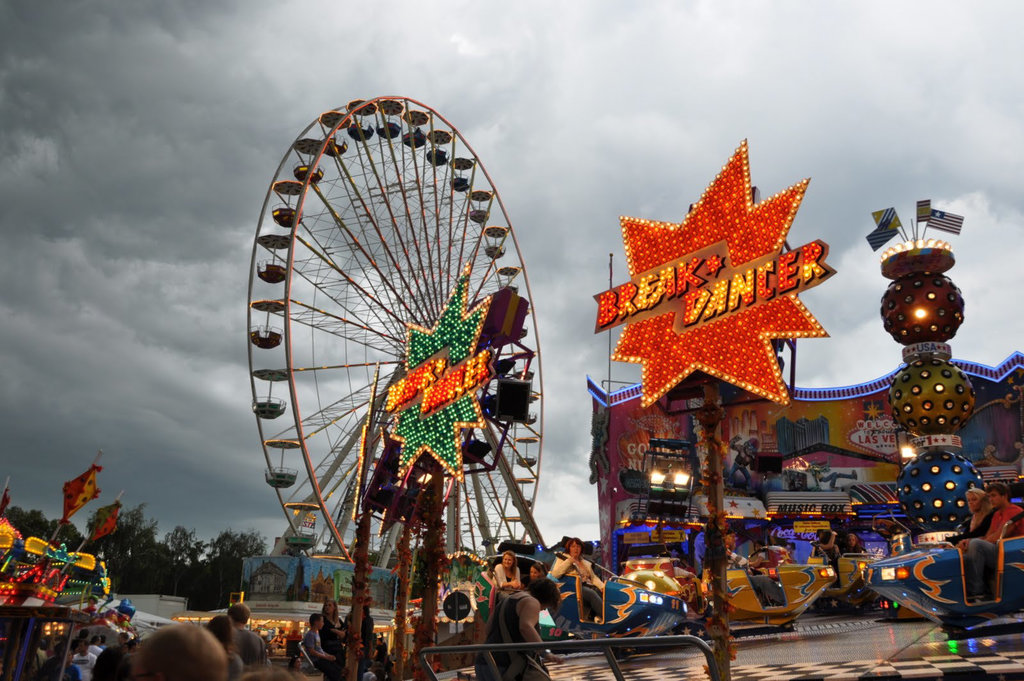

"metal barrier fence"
[418,635,721,681]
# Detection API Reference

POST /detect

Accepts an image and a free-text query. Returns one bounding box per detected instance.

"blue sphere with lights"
[897,450,983,531]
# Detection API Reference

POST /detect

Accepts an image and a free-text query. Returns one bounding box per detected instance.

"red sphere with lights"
[880,272,964,344]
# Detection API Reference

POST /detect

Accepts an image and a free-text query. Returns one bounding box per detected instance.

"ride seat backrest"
[999,510,1024,540]
[298,642,326,680]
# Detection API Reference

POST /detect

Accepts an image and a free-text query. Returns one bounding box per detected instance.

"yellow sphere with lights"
[888,358,975,435]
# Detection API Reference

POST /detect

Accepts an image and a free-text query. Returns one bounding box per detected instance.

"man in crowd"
[129,623,226,681]
[303,614,344,681]
[227,603,267,666]
[70,637,97,681]
[961,482,1024,602]
[474,578,563,681]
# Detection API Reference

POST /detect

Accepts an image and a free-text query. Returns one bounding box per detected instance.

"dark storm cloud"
[2,0,1023,545]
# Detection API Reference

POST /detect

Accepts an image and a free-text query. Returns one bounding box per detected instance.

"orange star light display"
[594,141,835,406]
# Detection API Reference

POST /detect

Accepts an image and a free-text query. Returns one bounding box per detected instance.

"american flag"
[929,209,964,235]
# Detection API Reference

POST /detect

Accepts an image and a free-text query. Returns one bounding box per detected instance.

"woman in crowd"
[320,599,347,667]
[207,615,244,681]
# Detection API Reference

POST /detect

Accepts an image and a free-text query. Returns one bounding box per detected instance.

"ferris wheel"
[247,97,544,564]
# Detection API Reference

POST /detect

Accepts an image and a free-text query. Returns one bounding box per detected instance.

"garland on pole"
[695,384,735,681]
[345,509,373,681]
[412,471,449,681]
[392,521,413,681]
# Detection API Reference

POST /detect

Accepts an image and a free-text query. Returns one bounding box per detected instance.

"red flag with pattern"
[61,464,102,524]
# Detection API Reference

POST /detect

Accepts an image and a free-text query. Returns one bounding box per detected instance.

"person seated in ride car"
[493,550,524,591]
[949,487,994,545]
[551,537,604,622]
[748,539,790,572]
[725,534,785,607]
[524,561,548,587]
[843,532,866,554]
[962,482,1024,602]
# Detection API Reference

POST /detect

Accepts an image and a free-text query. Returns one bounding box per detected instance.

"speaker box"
[755,454,783,473]
[496,378,531,422]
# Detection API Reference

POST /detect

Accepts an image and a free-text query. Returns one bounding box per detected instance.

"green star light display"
[393,268,492,481]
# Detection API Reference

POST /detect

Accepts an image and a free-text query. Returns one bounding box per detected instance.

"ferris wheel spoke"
[289,232,408,332]
[288,299,403,350]
[354,127,439,316]
[345,132,438,321]
[290,360,401,374]
[305,179,422,330]
[375,123,446,318]
[400,126,447,316]
[306,180,424,323]
[421,122,452,295]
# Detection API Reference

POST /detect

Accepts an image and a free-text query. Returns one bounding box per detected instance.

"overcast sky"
[3,1,1024,550]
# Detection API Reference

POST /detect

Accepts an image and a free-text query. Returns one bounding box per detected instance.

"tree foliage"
[1,505,265,611]
[5,506,84,548]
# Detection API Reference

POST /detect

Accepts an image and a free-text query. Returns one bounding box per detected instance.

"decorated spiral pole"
[868,203,981,533]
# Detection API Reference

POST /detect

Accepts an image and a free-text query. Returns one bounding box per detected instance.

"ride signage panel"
[593,141,835,406]
[386,268,493,480]
[793,521,831,533]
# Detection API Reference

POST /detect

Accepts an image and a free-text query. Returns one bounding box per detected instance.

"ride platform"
[446,611,1024,681]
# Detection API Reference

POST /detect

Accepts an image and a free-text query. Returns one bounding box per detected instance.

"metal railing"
[419,634,721,681]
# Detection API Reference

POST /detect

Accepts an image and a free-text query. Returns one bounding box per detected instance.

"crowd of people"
[30,600,396,681]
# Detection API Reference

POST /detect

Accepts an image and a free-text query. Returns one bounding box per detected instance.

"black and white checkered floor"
[543,652,1024,680]
[446,614,1024,681]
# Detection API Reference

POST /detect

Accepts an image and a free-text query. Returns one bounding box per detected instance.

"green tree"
[4,506,85,548]
[88,503,167,594]
[162,526,206,598]
[192,529,266,610]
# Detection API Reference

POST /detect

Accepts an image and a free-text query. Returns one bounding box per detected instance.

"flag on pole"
[866,207,902,251]
[61,464,102,524]
[301,512,317,531]
[917,200,931,222]
[929,209,964,235]
[89,500,121,542]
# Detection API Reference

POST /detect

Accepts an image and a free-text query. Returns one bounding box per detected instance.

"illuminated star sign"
[387,268,493,481]
[594,141,835,406]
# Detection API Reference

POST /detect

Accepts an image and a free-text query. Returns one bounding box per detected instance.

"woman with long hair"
[207,615,245,681]
[319,599,347,666]
[493,550,523,591]
[951,487,995,546]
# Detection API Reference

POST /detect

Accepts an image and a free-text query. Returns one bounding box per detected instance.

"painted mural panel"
[590,355,1024,549]
[242,556,398,610]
